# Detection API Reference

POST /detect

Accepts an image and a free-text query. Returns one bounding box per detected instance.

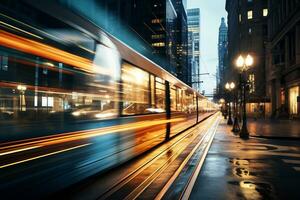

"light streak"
[0,146,41,156]
[0,30,100,74]
[0,21,43,39]
[1,118,185,151]
[0,143,91,169]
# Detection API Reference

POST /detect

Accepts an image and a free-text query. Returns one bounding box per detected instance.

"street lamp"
[236,54,253,139]
[225,82,235,125]
[219,98,225,117]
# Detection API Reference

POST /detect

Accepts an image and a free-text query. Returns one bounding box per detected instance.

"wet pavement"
[190,119,300,200]
[247,118,300,138]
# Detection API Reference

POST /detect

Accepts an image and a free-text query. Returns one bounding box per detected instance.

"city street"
[0,0,299,199]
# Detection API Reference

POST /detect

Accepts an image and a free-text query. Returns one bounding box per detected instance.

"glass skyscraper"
[187,8,201,92]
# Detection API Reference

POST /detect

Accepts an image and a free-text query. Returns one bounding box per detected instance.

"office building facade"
[266,0,300,118]
[187,8,201,92]
[216,17,228,99]
[226,0,269,116]
[60,0,190,84]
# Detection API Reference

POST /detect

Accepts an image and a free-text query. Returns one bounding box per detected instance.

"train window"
[0,3,120,123]
[150,75,155,107]
[121,62,150,115]
[170,87,177,111]
[185,91,195,113]
[177,88,183,111]
[155,78,165,111]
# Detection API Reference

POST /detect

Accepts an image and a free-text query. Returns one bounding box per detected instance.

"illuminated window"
[121,62,150,115]
[263,9,268,17]
[151,19,162,24]
[248,74,255,93]
[42,96,54,107]
[152,42,165,47]
[34,96,38,107]
[289,86,299,115]
[151,34,164,39]
[155,77,165,110]
[239,14,242,22]
[247,10,253,19]
[170,87,176,111]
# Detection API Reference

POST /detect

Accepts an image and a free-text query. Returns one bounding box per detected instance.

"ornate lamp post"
[232,81,240,133]
[219,98,225,117]
[235,54,253,139]
[225,82,235,125]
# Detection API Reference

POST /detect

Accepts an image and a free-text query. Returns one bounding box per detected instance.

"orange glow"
[0,30,94,73]
[0,118,185,154]
[13,58,74,75]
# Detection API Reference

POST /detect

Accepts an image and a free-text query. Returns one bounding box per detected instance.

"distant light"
[95,112,115,118]
[230,82,235,89]
[263,9,268,17]
[245,54,254,67]
[17,85,27,91]
[225,83,230,90]
[44,62,54,67]
[236,55,244,68]
[72,111,81,117]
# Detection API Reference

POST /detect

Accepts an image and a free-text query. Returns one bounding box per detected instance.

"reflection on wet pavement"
[189,119,300,200]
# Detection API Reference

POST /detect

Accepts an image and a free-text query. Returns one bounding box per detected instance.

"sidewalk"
[190,118,300,200]
[248,118,300,138]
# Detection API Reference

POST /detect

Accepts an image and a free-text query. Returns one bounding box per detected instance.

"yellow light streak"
[0,30,98,74]
[0,21,43,39]
[0,146,41,156]
[0,143,91,169]
[0,118,185,151]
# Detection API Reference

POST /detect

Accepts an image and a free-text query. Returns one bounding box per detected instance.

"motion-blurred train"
[0,1,217,196]
[0,0,217,142]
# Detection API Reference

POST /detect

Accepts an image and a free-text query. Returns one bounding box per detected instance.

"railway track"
[65,113,220,200]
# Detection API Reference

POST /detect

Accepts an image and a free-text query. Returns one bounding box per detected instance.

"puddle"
[241,144,278,151]
[233,167,250,178]
[229,158,249,166]
[228,180,274,199]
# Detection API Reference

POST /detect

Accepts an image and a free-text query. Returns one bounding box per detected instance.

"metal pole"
[232,87,240,132]
[240,71,249,139]
[165,81,171,140]
[227,97,233,125]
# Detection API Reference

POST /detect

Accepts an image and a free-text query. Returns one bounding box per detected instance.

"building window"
[151,19,162,24]
[289,86,299,115]
[247,10,253,19]
[152,42,165,47]
[239,14,242,22]
[263,8,268,17]
[151,34,164,39]
[248,74,255,93]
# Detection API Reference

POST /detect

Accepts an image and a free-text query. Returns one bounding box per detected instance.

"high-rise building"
[187,8,201,92]
[60,0,188,82]
[172,0,189,85]
[216,17,228,99]
[226,0,269,117]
